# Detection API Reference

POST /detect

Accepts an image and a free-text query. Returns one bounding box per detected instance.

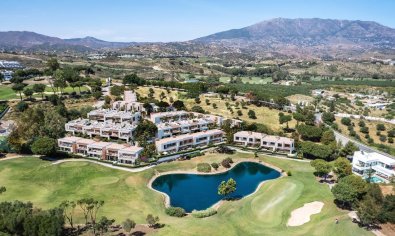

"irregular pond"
[151,162,281,212]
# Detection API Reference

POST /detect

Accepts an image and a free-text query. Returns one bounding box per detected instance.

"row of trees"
[122,73,208,98]
[0,186,161,235]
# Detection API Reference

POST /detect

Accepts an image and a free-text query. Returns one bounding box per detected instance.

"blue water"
[366,176,385,183]
[151,162,281,212]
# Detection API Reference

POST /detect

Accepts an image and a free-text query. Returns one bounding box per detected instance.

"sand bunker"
[287,201,324,226]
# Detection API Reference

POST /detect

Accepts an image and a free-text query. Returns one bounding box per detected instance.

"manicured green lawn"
[0,153,372,236]
[0,85,90,100]
[0,86,18,100]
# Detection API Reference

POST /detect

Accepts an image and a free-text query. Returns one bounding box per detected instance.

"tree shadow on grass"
[131,231,146,236]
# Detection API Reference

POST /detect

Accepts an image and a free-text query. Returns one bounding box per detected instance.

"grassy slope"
[0,86,18,100]
[135,87,295,131]
[0,153,371,236]
[0,84,90,100]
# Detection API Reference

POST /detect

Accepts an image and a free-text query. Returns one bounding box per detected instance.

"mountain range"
[1,18,395,58]
[0,31,135,52]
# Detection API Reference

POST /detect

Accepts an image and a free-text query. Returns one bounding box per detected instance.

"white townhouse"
[352,151,395,182]
[233,131,295,153]
[156,129,224,153]
[87,141,112,159]
[112,100,145,113]
[118,146,144,165]
[156,118,216,139]
[87,109,141,124]
[150,111,190,124]
[58,136,143,164]
[65,119,137,142]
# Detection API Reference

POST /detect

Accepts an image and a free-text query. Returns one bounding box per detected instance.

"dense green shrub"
[300,141,334,160]
[191,208,217,218]
[376,123,386,131]
[188,152,204,158]
[211,162,219,170]
[15,101,28,112]
[360,126,369,134]
[221,157,233,168]
[197,163,211,172]
[341,117,352,126]
[165,207,186,217]
[322,112,335,124]
[297,124,323,142]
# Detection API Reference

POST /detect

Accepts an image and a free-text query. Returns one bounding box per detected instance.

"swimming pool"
[366,176,385,183]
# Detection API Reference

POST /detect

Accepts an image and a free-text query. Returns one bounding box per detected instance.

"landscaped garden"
[0,152,372,235]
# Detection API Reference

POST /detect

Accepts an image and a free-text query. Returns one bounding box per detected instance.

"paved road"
[316,112,395,159]
[336,113,395,125]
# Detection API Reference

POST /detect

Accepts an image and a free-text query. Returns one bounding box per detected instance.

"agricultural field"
[286,94,315,105]
[0,153,373,236]
[335,117,395,148]
[219,76,273,84]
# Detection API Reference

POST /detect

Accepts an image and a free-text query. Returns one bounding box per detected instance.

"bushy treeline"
[0,201,64,236]
[208,65,279,77]
[123,73,208,98]
[219,83,318,102]
[310,79,395,88]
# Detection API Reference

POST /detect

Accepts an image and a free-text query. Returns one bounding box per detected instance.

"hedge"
[191,208,218,218]
[197,163,211,173]
[165,207,186,217]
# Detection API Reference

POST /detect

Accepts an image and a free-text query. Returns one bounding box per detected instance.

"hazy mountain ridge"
[1,18,395,58]
[195,18,395,45]
[190,18,395,58]
[0,31,135,52]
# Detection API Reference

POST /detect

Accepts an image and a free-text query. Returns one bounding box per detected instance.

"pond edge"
[147,158,285,213]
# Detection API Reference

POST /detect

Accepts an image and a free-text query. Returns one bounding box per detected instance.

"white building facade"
[233,131,295,153]
[58,136,143,164]
[352,151,395,183]
[156,129,224,153]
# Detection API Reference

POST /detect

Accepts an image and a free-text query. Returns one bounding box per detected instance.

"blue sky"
[1,0,394,42]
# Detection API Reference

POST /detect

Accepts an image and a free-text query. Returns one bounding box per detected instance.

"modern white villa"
[233,131,295,153]
[156,129,224,153]
[58,136,143,164]
[352,151,395,183]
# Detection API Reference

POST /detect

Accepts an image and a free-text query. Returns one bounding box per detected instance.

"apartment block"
[150,111,190,124]
[87,109,141,124]
[156,129,224,153]
[58,136,143,164]
[233,131,295,153]
[65,119,137,142]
